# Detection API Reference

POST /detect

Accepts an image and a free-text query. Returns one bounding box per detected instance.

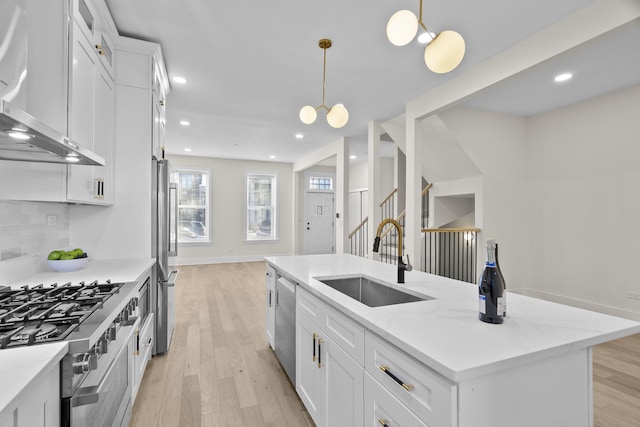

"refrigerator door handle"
[168,183,178,257]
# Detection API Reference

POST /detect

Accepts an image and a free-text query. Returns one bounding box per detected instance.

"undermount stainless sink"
[316,275,432,307]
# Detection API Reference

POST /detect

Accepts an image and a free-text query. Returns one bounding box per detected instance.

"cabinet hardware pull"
[312,333,317,361]
[378,419,389,427]
[159,100,165,106]
[379,365,414,391]
[317,339,324,368]
[268,290,272,307]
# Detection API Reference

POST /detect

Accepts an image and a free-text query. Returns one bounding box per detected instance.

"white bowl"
[48,257,89,272]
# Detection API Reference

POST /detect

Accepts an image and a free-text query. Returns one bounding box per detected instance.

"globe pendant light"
[299,39,349,129]
[386,0,465,74]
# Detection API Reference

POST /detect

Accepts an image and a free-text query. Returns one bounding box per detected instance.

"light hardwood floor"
[130,262,640,427]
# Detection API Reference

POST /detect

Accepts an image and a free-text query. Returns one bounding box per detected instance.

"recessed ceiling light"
[295,133,304,139]
[180,120,190,126]
[554,73,573,83]
[269,155,276,159]
[184,148,192,152]
[350,155,357,160]
[172,76,188,84]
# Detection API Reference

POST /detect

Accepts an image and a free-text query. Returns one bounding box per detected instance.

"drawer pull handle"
[379,365,414,392]
[378,419,389,427]
[312,333,317,361]
[268,290,272,307]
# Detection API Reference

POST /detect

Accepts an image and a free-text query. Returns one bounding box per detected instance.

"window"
[246,173,276,241]
[172,168,210,243]
[309,176,333,190]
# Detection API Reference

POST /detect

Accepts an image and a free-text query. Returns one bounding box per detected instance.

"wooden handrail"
[379,188,398,208]
[348,216,369,239]
[421,183,432,196]
[421,227,481,233]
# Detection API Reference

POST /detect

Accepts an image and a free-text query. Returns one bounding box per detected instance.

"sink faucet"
[372,218,413,283]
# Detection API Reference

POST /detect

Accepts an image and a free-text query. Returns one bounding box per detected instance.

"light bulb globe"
[299,105,317,125]
[326,104,349,129]
[424,30,466,74]
[386,10,418,47]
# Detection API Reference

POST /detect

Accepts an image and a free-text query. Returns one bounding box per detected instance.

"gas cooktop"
[0,280,123,349]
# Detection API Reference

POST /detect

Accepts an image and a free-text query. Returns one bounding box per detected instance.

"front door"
[304,192,335,254]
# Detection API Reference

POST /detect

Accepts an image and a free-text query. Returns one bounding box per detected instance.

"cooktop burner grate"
[0,280,122,348]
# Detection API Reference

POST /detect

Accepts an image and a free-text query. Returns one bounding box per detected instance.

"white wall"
[524,84,640,318]
[168,155,294,264]
[434,107,528,290]
[426,85,640,320]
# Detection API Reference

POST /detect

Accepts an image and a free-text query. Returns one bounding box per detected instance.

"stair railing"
[347,217,369,258]
[379,188,398,221]
[421,227,481,283]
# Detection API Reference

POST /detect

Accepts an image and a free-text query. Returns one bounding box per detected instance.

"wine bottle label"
[497,296,505,315]
[479,295,486,314]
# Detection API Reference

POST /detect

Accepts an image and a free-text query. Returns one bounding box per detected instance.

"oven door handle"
[70,384,101,407]
[71,324,135,408]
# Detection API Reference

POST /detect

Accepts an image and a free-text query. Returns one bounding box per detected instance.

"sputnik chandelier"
[299,39,349,129]
[386,0,465,73]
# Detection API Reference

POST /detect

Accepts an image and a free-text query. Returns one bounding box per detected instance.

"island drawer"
[365,331,457,426]
[297,286,365,365]
[365,372,428,427]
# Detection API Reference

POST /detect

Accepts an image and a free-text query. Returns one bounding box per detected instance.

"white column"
[405,112,422,270]
[335,137,349,253]
[367,121,382,259]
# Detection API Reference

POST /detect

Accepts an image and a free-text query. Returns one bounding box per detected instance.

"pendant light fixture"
[386,0,465,74]
[299,39,349,129]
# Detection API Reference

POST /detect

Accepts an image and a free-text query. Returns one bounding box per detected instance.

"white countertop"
[3,257,155,288]
[0,342,68,413]
[266,254,640,382]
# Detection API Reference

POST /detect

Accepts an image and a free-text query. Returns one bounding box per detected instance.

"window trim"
[245,171,277,242]
[172,166,212,245]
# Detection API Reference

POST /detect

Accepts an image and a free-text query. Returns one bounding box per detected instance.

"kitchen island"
[266,254,640,427]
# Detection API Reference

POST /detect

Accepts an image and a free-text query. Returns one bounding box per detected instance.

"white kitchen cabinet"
[295,287,364,427]
[0,356,60,427]
[133,313,155,401]
[66,6,115,205]
[265,265,276,348]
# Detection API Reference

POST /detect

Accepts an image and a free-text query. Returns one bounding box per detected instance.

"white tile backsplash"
[0,201,69,283]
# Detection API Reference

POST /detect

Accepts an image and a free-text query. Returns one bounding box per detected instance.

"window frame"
[245,172,278,242]
[172,167,211,245]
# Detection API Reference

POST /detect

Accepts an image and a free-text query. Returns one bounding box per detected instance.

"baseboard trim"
[512,288,640,322]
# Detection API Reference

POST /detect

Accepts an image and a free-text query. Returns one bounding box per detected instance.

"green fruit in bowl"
[47,250,62,260]
[59,252,76,260]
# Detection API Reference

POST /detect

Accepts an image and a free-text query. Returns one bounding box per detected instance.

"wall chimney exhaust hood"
[0,100,105,166]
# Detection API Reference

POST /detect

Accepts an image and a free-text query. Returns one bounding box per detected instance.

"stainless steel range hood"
[0,100,105,166]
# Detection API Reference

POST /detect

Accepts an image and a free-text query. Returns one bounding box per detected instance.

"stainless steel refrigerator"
[152,157,178,354]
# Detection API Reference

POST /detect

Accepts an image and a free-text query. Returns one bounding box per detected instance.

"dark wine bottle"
[495,242,506,317]
[478,238,505,324]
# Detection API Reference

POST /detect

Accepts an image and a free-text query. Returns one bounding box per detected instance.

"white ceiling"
[104,0,639,164]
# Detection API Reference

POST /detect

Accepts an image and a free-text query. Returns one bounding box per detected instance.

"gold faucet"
[372,218,413,283]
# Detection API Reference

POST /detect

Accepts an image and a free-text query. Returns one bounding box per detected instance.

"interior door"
[304,192,335,254]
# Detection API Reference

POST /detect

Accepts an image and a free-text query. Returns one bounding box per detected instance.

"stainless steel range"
[0,277,148,427]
